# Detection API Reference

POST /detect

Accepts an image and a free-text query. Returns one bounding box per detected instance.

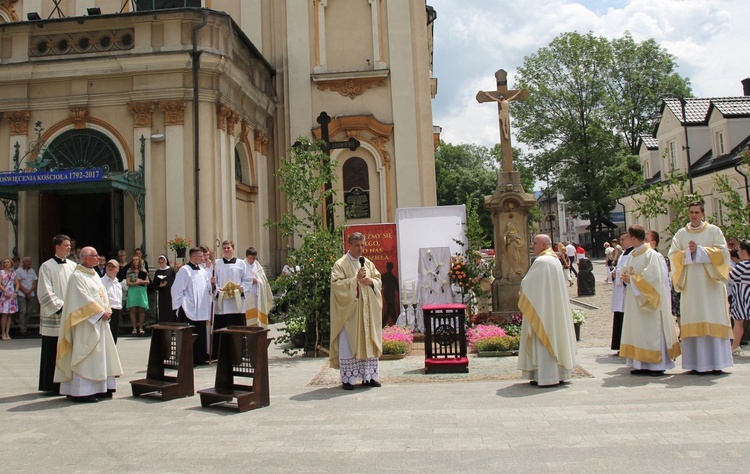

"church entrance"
[39,190,124,262]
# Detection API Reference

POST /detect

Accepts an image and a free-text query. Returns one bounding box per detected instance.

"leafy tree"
[513,31,691,253]
[266,137,342,356]
[603,32,692,154]
[435,141,497,240]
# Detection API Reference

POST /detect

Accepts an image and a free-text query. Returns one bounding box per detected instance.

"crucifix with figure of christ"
[476,69,529,172]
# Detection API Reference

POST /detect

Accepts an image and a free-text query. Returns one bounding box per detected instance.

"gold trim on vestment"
[681,322,732,339]
[705,247,730,281]
[619,341,681,364]
[56,301,106,365]
[631,274,660,310]
[518,290,555,359]
[671,249,686,292]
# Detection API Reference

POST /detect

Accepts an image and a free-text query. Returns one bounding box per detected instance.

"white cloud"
[430,0,750,149]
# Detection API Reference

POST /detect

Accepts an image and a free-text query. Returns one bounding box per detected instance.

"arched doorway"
[38,129,127,261]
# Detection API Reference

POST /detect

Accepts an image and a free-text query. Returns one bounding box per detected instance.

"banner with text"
[0,168,104,186]
[344,223,399,327]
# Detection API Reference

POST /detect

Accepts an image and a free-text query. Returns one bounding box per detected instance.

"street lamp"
[653,95,694,194]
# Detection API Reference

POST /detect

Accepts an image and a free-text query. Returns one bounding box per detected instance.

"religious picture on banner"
[344,224,399,327]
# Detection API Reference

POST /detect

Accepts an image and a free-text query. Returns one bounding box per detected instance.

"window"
[716,131,726,155]
[42,129,124,173]
[667,140,678,172]
[136,0,201,11]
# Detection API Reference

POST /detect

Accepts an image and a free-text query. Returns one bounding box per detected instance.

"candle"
[411,281,417,304]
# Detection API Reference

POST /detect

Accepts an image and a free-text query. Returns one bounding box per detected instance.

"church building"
[0,0,439,271]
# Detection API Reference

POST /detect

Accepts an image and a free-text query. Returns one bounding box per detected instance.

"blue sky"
[429,0,750,149]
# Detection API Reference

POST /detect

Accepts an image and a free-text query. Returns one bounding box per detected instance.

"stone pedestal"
[485,170,537,317]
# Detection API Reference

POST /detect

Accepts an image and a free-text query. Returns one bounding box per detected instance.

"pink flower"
[466,324,507,350]
[382,325,414,344]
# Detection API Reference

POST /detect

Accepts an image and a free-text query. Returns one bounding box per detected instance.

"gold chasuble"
[245,263,274,328]
[329,254,383,369]
[620,244,681,363]
[669,222,732,339]
[55,265,123,386]
[518,248,576,382]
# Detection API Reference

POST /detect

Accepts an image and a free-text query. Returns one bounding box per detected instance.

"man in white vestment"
[330,232,383,390]
[211,240,250,358]
[172,247,212,366]
[620,226,681,376]
[54,247,123,403]
[669,201,733,374]
[518,235,577,386]
[244,247,274,328]
[37,234,78,393]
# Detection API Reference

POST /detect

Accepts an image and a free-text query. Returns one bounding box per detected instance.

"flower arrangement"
[166,235,191,251]
[572,309,586,326]
[474,335,521,352]
[466,324,506,350]
[449,254,481,294]
[381,325,414,355]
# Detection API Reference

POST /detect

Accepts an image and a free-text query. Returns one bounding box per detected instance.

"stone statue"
[504,222,523,277]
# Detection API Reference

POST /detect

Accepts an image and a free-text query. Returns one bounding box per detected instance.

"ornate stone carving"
[69,108,88,130]
[254,131,270,155]
[159,100,186,126]
[216,105,233,132]
[227,111,240,135]
[3,111,30,135]
[30,29,134,57]
[0,1,20,22]
[128,102,155,128]
[240,121,250,140]
[369,136,391,167]
[316,77,387,100]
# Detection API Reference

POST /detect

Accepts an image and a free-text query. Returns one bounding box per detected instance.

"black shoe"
[529,380,538,386]
[95,391,113,399]
[690,370,711,375]
[712,370,726,375]
[71,395,99,403]
[341,383,355,391]
[630,369,648,375]
[648,370,665,377]
[365,380,382,388]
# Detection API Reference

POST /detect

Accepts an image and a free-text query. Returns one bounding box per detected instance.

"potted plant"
[572,309,585,341]
[380,325,414,360]
[167,235,191,258]
[467,324,520,356]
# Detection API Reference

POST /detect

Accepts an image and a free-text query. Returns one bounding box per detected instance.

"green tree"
[435,141,497,241]
[603,32,692,154]
[266,137,342,356]
[513,31,691,253]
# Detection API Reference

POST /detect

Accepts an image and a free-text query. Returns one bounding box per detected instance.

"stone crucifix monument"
[476,69,537,316]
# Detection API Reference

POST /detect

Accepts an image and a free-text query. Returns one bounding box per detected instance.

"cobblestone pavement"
[2,259,750,472]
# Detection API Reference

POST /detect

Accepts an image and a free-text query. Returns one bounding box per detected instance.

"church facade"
[0,0,439,271]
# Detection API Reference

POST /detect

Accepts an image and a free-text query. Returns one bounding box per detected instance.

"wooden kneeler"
[198,326,270,412]
[130,323,195,400]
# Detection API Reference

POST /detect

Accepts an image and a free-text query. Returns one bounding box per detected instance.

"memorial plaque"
[344,186,370,219]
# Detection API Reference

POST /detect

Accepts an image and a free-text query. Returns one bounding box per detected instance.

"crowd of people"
[1,234,274,403]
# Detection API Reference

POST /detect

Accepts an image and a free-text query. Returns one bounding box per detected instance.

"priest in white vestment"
[518,235,577,386]
[244,247,274,328]
[330,232,383,390]
[669,201,733,373]
[54,247,123,403]
[620,226,681,375]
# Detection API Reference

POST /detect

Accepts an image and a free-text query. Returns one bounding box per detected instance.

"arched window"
[235,148,243,184]
[343,156,370,219]
[41,129,124,173]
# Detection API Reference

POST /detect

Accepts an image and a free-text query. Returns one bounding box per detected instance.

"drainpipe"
[191,11,209,241]
[735,163,750,203]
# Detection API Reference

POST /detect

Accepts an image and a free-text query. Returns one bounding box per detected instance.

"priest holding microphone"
[330,232,383,391]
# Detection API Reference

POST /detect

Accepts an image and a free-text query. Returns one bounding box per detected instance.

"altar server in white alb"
[54,247,123,403]
[669,201,733,374]
[244,247,274,328]
[37,234,78,394]
[211,240,250,358]
[172,247,212,366]
[619,226,681,376]
[518,234,577,386]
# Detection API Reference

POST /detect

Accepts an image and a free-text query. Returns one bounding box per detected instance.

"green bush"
[382,340,410,355]
[474,335,520,352]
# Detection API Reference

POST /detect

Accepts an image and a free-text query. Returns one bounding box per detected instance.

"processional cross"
[476,69,529,172]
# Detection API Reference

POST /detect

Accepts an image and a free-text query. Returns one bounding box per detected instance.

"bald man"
[517,234,577,386]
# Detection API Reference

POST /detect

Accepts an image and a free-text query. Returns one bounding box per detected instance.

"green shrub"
[474,335,520,352]
[382,340,410,355]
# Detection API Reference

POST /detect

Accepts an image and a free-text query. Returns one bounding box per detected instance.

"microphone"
[359,257,365,267]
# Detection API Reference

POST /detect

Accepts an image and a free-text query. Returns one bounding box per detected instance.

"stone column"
[156,100,187,246]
